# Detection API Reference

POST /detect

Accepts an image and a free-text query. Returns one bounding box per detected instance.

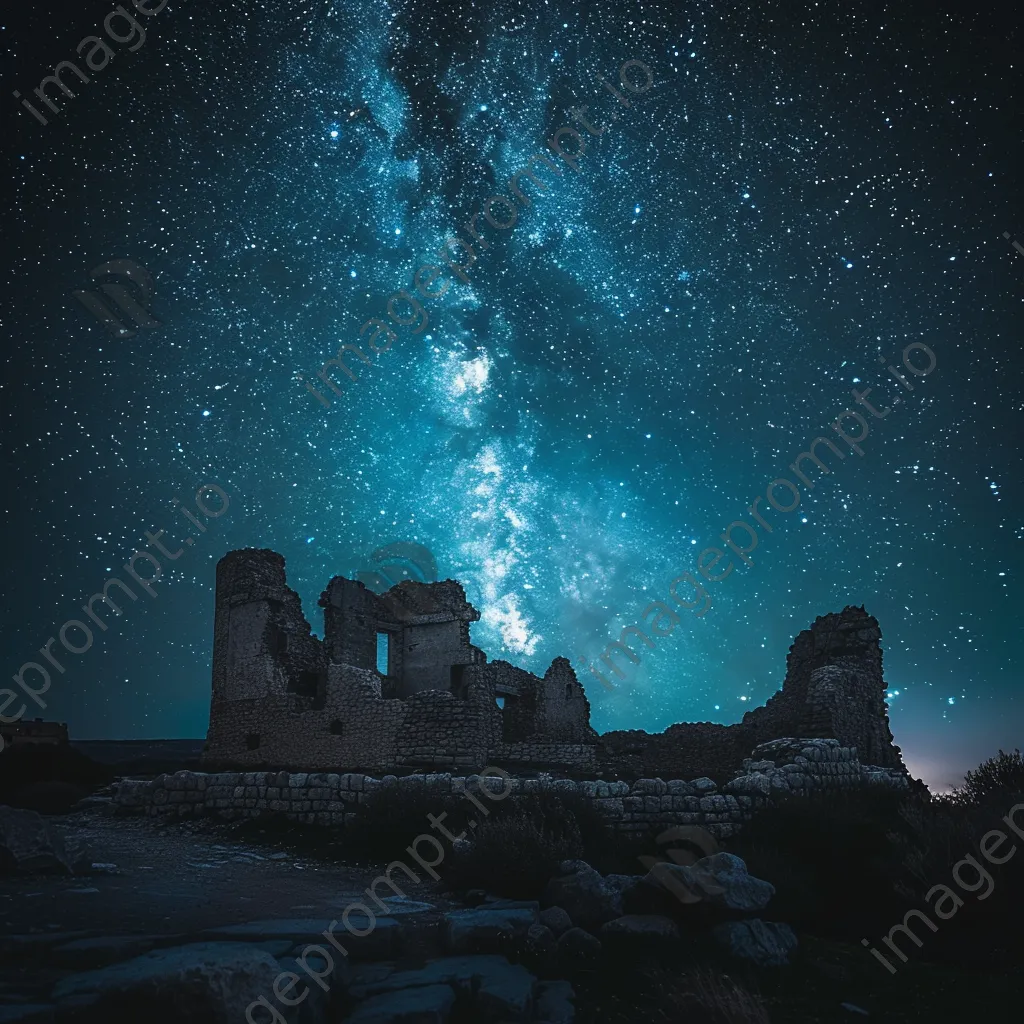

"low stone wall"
[112,738,910,840]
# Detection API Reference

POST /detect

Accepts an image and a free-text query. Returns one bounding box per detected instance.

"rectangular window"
[376,632,389,675]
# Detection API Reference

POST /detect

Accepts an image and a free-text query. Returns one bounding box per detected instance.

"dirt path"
[0,809,449,940]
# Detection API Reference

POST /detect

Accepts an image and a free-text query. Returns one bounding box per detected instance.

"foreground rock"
[542,861,637,930]
[641,851,775,913]
[203,916,402,960]
[345,954,571,1022]
[443,905,537,954]
[599,915,680,942]
[0,805,90,875]
[51,941,282,1021]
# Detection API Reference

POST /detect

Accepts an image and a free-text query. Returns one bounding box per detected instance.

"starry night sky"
[1,0,1021,790]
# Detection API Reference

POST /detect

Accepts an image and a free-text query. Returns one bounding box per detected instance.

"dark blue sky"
[1,0,1021,790]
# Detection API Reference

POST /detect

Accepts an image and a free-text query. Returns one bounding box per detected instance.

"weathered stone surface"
[556,927,601,966]
[648,853,775,913]
[535,979,575,1024]
[538,906,572,937]
[542,862,626,931]
[712,919,798,966]
[475,959,535,1020]
[347,954,511,1001]
[344,954,538,1022]
[202,917,401,960]
[525,923,557,964]
[346,983,456,1023]
[0,806,89,875]
[599,915,680,941]
[275,953,336,1023]
[50,941,282,1021]
[443,907,536,954]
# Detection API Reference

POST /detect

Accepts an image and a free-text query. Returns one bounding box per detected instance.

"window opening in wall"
[329,720,344,736]
[495,696,506,709]
[245,733,260,750]
[450,664,466,693]
[565,683,573,699]
[376,632,389,675]
[289,671,321,699]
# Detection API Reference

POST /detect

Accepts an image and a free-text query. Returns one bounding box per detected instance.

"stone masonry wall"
[114,738,910,840]
[597,606,908,780]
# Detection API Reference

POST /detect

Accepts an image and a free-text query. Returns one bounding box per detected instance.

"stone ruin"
[204,549,597,774]
[202,548,910,787]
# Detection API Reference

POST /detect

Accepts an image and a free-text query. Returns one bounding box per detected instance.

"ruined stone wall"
[207,549,904,784]
[491,742,599,773]
[535,658,596,744]
[393,620,473,696]
[204,666,407,773]
[116,739,911,841]
[319,576,380,672]
[597,606,907,780]
[393,690,496,769]
[598,722,756,782]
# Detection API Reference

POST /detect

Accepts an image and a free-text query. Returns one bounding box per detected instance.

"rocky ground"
[3,804,1022,1024]
[0,806,577,1023]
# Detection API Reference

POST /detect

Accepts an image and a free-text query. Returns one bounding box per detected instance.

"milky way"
[1,0,1021,788]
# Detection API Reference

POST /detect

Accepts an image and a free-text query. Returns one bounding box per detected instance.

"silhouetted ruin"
[202,549,907,781]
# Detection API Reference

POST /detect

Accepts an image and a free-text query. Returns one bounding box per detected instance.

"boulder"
[599,915,680,941]
[526,923,557,959]
[475,959,535,1020]
[203,916,401,960]
[0,805,90,874]
[712,919,798,966]
[345,955,536,1022]
[274,953,335,1024]
[556,928,601,968]
[443,907,536,954]
[51,941,283,1021]
[346,983,456,1023]
[346,954,523,1002]
[538,907,572,936]
[641,852,774,912]
[535,979,575,1023]
[542,862,626,930]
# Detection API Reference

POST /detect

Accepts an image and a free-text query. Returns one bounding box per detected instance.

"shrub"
[949,748,1024,809]
[343,785,470,864]
[438,789,637,898]
[674,968,770,1024]
[725,785,936,936]
[442,804,583,898]
[0,747,113,812]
